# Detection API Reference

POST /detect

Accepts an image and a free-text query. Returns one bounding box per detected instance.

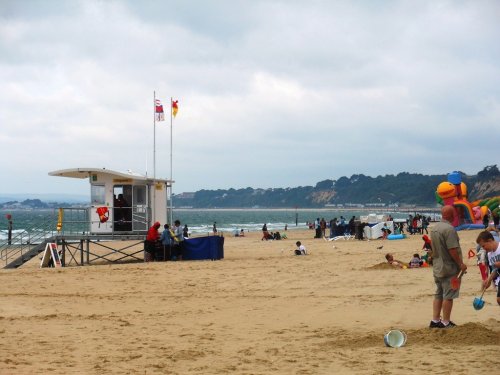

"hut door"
[132,185,148,231]
[113,185,133,232]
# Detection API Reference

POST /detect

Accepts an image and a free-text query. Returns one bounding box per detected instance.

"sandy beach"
[0,227,498,374]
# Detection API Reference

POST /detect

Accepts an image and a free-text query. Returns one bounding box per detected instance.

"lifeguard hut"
[0,168,222,269]
[49,168,173,234]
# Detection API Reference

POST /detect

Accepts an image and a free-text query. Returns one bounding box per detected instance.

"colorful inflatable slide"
[435,171,499,230]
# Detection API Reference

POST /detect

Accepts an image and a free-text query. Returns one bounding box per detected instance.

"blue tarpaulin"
[183,235,224,260]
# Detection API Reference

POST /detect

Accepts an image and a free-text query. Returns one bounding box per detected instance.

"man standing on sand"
[171,220,184,261]
[429,205,467,328]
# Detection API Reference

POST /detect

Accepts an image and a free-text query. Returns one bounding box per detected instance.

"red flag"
[155,99,165,121]
[172,100,178,118]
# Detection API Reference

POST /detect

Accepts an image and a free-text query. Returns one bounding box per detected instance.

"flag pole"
[153,91,156,180]
[153,91,157,225]
[170,97,173,225]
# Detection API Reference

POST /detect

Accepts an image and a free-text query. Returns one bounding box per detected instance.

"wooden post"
[61,240,66,267]
[6,214,12,245]
[80,239,84,266]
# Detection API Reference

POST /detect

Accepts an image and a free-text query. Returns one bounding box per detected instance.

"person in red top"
[421,234,433,265]
[412,217,418,235]
[145,221,161,262]
[422,235,432,250]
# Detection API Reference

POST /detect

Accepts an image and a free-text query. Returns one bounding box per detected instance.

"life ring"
[96,206,109,223]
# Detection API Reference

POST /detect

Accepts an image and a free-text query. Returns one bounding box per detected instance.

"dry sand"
[0,227,498,374]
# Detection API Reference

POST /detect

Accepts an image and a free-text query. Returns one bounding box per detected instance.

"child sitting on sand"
[409,253,423,268]
[295,241,307,255]
[420,252,431,266]
[385,253,407,268]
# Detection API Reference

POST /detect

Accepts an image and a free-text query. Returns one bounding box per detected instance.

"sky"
[1,0,499,197]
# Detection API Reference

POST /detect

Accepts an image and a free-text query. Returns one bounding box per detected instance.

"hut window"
[91,185,105,205]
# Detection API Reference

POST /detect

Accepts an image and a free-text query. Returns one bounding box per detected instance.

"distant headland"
[174,165,500,209]
[1,166,499,209]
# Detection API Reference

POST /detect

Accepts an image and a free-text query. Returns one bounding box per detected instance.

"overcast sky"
[1,0,499,196]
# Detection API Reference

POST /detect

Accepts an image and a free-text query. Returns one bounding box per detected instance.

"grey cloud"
[0,0,499,194]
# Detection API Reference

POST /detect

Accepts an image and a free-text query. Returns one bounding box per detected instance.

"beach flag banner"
[155,99,165,121]
[172,100,178,118]
[40,243,62,268]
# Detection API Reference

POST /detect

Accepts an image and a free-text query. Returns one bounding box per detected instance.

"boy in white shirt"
[476,230,500,306]
[295,241,307,255]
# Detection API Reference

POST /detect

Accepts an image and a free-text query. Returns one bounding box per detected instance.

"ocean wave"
[1,208,434,237]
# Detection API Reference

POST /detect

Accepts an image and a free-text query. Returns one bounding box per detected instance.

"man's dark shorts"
[171,243,184,258]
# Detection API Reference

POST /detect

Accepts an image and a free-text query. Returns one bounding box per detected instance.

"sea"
[0,208,440,240]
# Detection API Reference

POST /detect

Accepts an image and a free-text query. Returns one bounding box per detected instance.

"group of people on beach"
[427,206,500,327]
[261,223,287,241]
[386,205,500,330]
[378,215,432,237]
[144,219,185,262]
[308,216,358,239]
[482,211,500,229]
[405,214,430,235]
[385,253,421,268]
[385,234,434,268]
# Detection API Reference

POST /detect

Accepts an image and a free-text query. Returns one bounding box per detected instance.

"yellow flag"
[172,100,179,118]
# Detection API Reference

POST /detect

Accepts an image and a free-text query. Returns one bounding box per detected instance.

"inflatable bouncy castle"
[435,171,500,230]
